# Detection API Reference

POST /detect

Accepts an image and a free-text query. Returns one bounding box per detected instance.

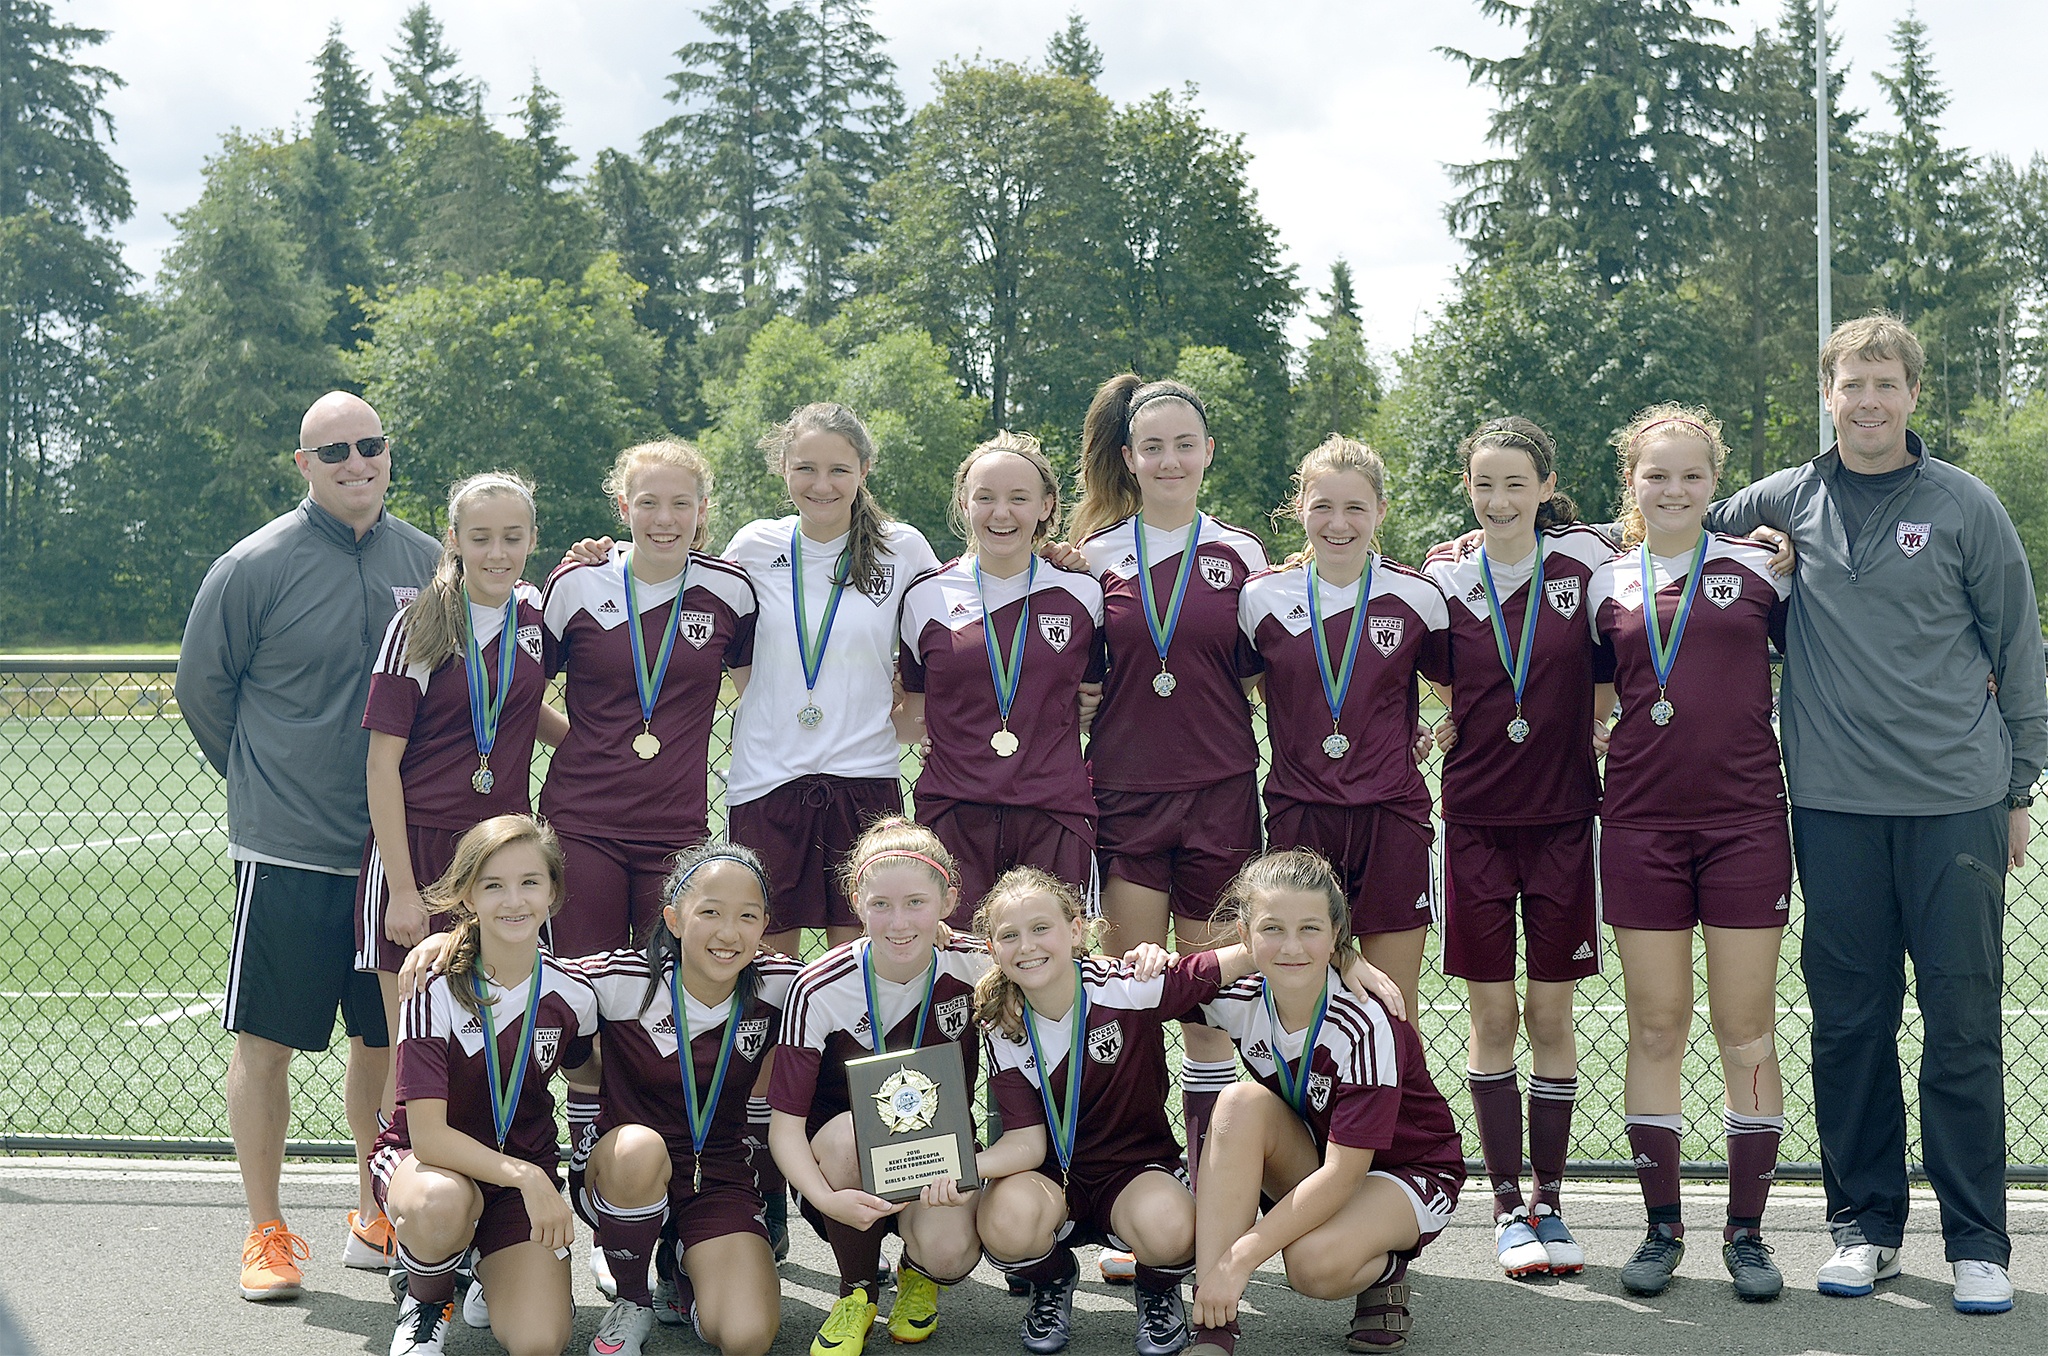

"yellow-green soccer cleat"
[886,1264,942,1344]
[811,1286,879,1356]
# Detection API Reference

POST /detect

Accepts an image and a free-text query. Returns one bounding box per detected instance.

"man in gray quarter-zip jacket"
[1707,315,2044,1314]
[177,391,439,1300]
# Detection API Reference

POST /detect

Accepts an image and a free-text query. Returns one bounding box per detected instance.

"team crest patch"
[1086,1022,1123,1065]
[1201,555,1233,590]
[936,994,971,1039]
[1897,521,1932,558]
[735,1017,770,1062]
[1703,574,1741,609]
[1038,614,1073,653]
[678,610,715,649]
[1545,577,1581,619]
[533,1026,562,1070]
[517,624,544,662]
[1368,615,1404,658]
[392,586,419,609]
[862,562,896,599]
[1307,1072,1333,1112]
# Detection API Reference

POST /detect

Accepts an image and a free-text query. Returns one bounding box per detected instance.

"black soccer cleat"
[1021,1258,1079,1355]
[1620,1223,1686,1296]
[1723,1229,1783,1302]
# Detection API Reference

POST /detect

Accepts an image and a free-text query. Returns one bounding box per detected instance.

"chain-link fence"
[5,656,2047,1179]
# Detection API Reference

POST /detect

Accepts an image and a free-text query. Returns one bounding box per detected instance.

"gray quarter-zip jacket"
[1707,432,2046,815]
[177,498,441,870]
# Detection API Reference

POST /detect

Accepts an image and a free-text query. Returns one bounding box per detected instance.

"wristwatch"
[2008,792,2034,810]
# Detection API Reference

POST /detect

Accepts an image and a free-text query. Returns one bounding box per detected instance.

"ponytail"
[760,402,897,601]
[1068,375,1210,544]
[1271,435,1388,571]
[1457,417,1580,533]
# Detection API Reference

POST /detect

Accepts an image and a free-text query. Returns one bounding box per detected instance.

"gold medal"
[991,728,1020,757]
[633,729,662,759]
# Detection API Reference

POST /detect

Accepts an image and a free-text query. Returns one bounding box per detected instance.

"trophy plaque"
[845,1040,980,1203]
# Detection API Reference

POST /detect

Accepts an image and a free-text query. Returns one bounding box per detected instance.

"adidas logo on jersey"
[1773,895,1789,911]
[1245,1039,1271,1063]
[460,1016,484,1035]
[1287,604,1307,620]
[770,553,790,568]
[651,1013,676,1036]
[1572,941,1594,961]
[950,601,970,617]
[1119,553,1137,568]
[598,599,620,613]
[1465,583,1485,603]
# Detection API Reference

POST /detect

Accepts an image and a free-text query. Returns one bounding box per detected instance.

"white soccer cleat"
[389,1293,452,1355]
[1529,1203,1585,1274]
[1952,1260,2014,1314]
[462,1277,490,1329]
[1815,1227,1901,1297]
[1494,1207,1551,1278]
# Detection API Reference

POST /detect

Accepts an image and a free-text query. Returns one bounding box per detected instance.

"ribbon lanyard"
[462,590,520,793]
[1638,531,1708,727]
[861,939,938,1055]
[670,966,744,1193]
[791,527,850,729]
[976,555,1035,757]
[476,952,545,1150]
[1478,538,1543,745]
[1133,511,1203,698]
[1021,964,1089,1173]
[622,552,688,759]
[1305,557,1372,759]
[1260,975,1330,1119]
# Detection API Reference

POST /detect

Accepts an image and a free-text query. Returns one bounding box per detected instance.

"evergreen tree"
[0,0,133,573]
[312,22,385,163]
[1290,259,1380,450]
[1046,12,1104,85]
[790,0,903,324]
[1443,0,1737,290]
[382,3,472,138]
[513,75,598,282]
[588,148,715,430]
[1983,153,2048,398]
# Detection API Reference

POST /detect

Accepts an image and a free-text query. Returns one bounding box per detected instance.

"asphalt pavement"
[3,1157,2044,1355]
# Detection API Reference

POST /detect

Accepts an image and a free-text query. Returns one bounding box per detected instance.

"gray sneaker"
[589,1298,654,1356]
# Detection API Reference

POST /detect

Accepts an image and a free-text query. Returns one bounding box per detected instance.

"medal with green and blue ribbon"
[670,964,744,1193]
[1022,963,1089,1174]
[1305,557,1372,759]
[476,952,545,1149]
[862,939,938,1054]
[1133,512,1204,698]
[462,590,520,793]
[1638,531,1708,727]
[1261,974,1330,1120]
[976,555,1035,757]
[1479,539,1543,744]
[623,551,688,760]
[791,527,850,730]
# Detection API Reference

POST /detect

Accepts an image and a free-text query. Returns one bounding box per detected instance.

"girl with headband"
[1237,437,1451,1017]
[1419,418,1615,1281]
[1058,374,1272,1226]
[372,815,597,1356]
[897,432,1104,917]
[357,471,560,1269]
[572,841,799,1356]
[1586,404,1793,1302]
[1185,849,1464,1356]
[539,440,758,958]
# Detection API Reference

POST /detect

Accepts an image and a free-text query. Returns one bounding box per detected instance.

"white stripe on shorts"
[355,842,387,971]
[222,860,258,1032]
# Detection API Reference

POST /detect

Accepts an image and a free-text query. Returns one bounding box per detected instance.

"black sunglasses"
[300,436,389,464]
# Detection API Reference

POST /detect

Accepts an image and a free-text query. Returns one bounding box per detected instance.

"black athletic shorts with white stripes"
[224,860,387,1051]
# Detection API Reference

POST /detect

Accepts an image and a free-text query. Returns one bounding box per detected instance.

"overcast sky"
[68,0,2048,355]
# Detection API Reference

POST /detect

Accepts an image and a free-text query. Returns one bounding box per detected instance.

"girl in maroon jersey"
[973,867,1403,1356]
[1060,374,1271,1227]
[1419,419,1615,1280]
[359,471,563,1264]
[1587,405,1792,1302]
[1237,437,1450,1016]
[766,818,991,1356]
[372,815,596,1356]
[897,433,1104,917]
[572,841,796,1356]
[539,439,758,959]
[1186,849,1465,1356]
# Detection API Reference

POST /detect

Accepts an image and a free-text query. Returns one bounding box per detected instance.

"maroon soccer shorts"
[1373,1164,1462,1259]
[1441,819,1600,983]
[553,830,696,957]
[1096,774,1262,924]
[919,799,1095,923]
[354,823,465,975]
[372,1145,562,1260]
[573,1161,769,1250]
[727,774,903,932]
[1599,817,1793,930]
[1265,801,1433,936]
[1058,1159,1186,1249]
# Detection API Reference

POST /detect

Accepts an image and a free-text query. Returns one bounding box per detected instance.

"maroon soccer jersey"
[1238,558,1449,819]
[767,936,991,1137]
[362,585,552,829]
[576,950,801,1180]
[1422,525,1616,826]
[898,559,1104,818]
[1082,516,1268,792]
[386,952,597,1169]
[1589,535,1791,829]
[540,549,756,841]
[987,951,1226,1184]
[1196,968,1464,1178]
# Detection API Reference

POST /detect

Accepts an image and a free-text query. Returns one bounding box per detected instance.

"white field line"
[124,997,223,1027]
[0,825,219,859]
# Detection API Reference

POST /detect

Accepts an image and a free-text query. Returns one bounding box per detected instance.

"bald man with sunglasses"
[179,392,441,1302]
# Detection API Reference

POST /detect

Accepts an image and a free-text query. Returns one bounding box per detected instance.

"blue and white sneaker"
[1495,1208,1550,1278]
[1530,1204,1585,1275]
[1816,1223,1900,1297]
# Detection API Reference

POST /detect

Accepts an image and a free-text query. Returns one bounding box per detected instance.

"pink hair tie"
[855,849,953,886]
